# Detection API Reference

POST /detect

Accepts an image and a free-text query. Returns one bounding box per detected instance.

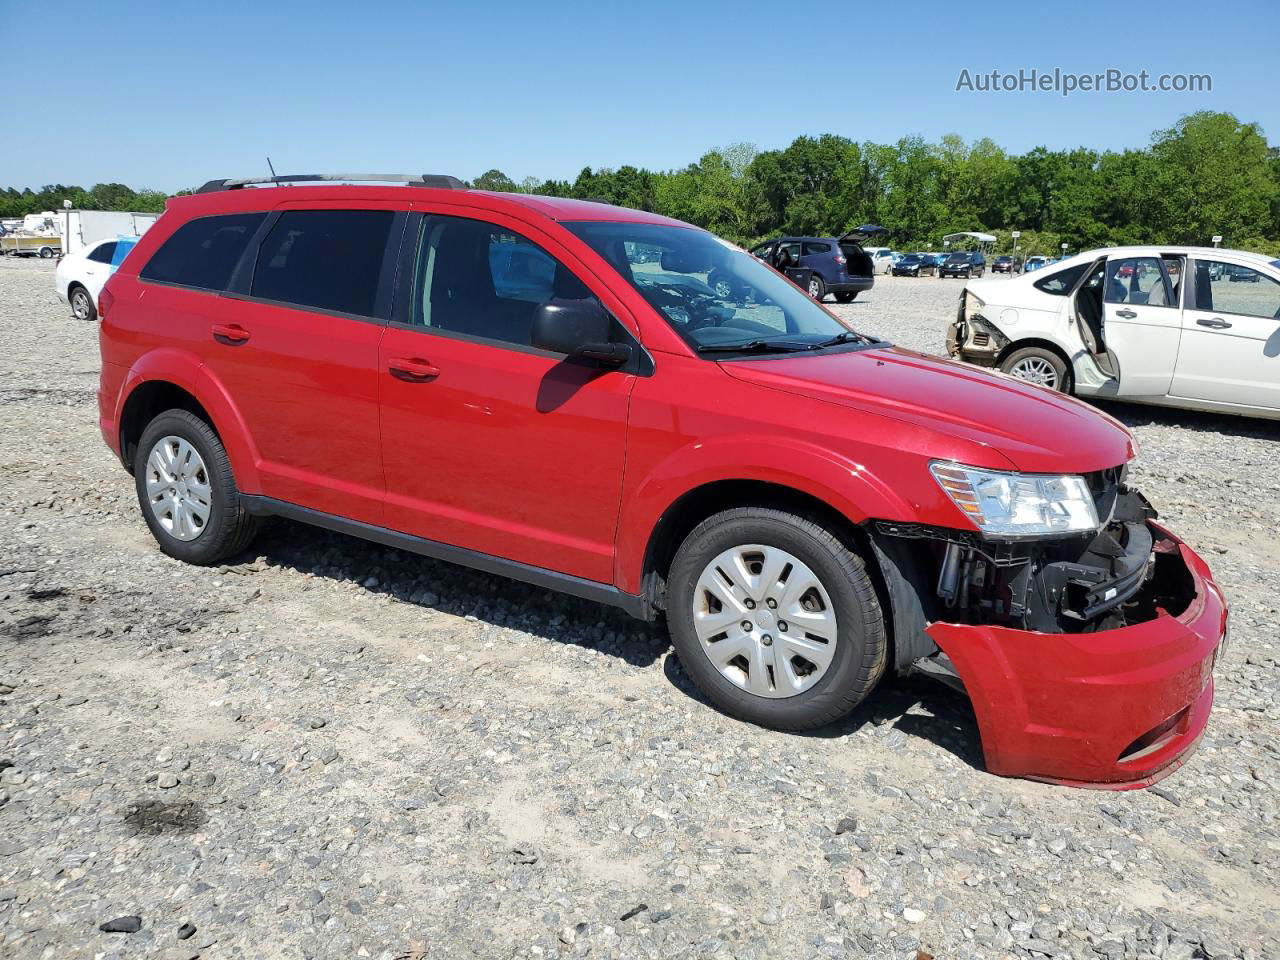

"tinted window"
[87,241,117,265]
[802,241,831,256]
[1194,259,1280,317]
[140,213,265,290]
[1105,257,1172,307]
[252,210,394,317]
[1033,263,1089,295]
[412,216,595,347]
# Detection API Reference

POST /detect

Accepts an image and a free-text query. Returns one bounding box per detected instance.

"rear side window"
[1033,263,1089,295]
[140,213,265,291]
[802,241,831,255]
[251,210,395,317]
[87,241,117,265]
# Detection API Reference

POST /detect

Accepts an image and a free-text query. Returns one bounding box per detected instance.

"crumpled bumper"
[927,523,1227,789]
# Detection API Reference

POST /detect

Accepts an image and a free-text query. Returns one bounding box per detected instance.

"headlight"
[930,462,1099,538]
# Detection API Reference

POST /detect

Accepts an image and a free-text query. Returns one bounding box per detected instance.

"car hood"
[720,346,1136,474]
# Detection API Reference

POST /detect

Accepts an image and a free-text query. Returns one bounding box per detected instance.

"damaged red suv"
[97,174,1227,788]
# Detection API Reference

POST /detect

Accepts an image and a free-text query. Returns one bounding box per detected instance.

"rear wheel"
[834,291,856,303]
[1002,346,1070,392]
[808,275,825,301]
[69,285,95,322]
[134,409,261,565]
[38,246,55,259]
[666,507,886,731]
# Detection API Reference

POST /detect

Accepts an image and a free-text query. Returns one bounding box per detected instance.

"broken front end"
[945,289,1007,366]
[871,466,1227,789]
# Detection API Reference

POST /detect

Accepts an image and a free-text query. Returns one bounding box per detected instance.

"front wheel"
[134,409,261,565]
[1001,346,1071,392]
[666,507,886,731]
[834,291,856,303]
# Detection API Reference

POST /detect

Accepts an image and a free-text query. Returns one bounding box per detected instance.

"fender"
[615,433,917,595]
[114,347,204,443]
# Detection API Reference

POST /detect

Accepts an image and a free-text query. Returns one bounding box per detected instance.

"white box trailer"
[60,209,160,255]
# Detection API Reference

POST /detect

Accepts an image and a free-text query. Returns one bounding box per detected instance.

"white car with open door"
[947,246,1280,419]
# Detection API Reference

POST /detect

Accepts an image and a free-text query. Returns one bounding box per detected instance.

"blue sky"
[2,0,1274,192]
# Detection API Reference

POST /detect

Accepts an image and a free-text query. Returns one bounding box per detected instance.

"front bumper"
[927,523,1225,788]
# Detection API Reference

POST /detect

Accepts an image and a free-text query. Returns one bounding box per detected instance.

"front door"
[1173,257,1280,411]
[1101,255,1183,397]
[378,211,634,583]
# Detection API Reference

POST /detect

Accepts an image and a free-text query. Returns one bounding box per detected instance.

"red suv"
[97,174,1227,788]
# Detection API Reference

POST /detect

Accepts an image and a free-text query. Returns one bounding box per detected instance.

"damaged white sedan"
[947,246,1280,419]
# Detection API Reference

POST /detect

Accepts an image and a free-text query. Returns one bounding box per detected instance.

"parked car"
[891,252,936,277]
[98,175,1227,788]
[747,229,878,302]
[939,251,986,278]
[55,236,138,321]
[866,247,896,275]
[947,245,1280,418]
[1023,255,1049,272]
[991,255,1019,274]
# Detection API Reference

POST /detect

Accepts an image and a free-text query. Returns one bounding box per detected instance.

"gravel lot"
[1,257,1277,960]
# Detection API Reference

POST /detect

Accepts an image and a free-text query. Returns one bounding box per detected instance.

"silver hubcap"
[808,279,821,297]
[692,544,838,699]
[1009,356,1059,389]
[72,291,90,319]
[144,436,212,541]
[714,279,732,297]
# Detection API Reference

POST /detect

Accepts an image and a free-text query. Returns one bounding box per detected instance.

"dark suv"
[748,229,879,302]
[940,251,986,278]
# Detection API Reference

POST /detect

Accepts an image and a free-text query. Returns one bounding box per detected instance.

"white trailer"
[59,209,160,255]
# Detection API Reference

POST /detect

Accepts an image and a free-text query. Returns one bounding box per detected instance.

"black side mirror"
[532,299,632,366]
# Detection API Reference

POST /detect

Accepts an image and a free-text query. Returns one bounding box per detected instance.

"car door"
[1172,257,1280,411]
[204,204,406,525]
[800,240,833,285]
[377,209,636,583]
[81,240,118,300]
[1100,255,1183,397]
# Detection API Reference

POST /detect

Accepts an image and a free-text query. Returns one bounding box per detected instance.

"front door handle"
[1196,317,1233,329]
[388,357,440,382]
[1115,308,1138,319]
[212,322,250,345]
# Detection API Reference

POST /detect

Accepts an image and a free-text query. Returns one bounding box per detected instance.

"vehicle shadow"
[661,654,987,773]
[1093,398,1279,443]
[249,518,668,668]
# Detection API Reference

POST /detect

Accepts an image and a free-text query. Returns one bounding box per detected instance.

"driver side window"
[411,216,597,348]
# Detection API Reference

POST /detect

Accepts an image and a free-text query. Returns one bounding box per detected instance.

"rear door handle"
[388,357,440,382]
[1115,308,1137,319]
[212,322,250,344]
[1196,317,1233,329]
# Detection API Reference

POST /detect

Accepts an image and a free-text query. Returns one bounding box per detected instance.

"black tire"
[69,284,96,322]
[134,409,261,565]
[808,275,826,301]
[38,246,55,259]
[666,507,886,731]
[834,291,856,303]
[1000,346,1072,393]
[708,270,739,300]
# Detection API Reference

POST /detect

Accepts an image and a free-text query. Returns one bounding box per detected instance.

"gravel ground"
[0,258,1277,960]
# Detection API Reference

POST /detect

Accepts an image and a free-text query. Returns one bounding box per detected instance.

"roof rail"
[195,173,467,194]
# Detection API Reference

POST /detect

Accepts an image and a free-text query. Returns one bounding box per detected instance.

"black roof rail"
[195,173,467,194]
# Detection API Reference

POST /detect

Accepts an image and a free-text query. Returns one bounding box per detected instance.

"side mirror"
[532,299,632,366]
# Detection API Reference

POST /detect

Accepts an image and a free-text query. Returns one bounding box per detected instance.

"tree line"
[5,111,1277,256]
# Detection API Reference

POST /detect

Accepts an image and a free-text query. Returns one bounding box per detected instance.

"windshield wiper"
[696,338,816,354]
[813,330,869,348]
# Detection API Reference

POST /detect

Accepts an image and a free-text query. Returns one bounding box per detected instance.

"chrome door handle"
[1196,317,1232,329]
[1115,308,1137,319]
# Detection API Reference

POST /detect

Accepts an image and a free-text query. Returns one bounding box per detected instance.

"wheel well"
[119,381,215,473]
[996,338,1074,389]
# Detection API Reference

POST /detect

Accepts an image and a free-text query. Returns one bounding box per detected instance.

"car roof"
[1033,245,1276,271]
[167,184,691,228]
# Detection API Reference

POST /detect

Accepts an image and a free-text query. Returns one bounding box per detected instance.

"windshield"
[564,221,861,352]
[945,253,969,263]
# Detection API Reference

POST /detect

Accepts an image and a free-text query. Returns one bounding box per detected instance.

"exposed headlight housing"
[930,462,1099,538]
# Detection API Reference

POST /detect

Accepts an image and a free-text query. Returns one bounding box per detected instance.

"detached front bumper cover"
[927,522,1226,789]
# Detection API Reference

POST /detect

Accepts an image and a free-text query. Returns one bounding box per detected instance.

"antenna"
[266,156,278,178]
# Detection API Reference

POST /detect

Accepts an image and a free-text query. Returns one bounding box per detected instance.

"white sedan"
[54,238,136,322]
[947,245,1280,420]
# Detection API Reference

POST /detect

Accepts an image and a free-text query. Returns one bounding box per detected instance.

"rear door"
[205,204,406,524]
[377,208,635,583]
[1172,257,1280,410]
[800,240,835,284]
[1101,255,1183,397]
[81,240,118,300]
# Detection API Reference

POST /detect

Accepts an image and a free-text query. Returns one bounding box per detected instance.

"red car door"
[201,203,406,525]
[377,209,636,583]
